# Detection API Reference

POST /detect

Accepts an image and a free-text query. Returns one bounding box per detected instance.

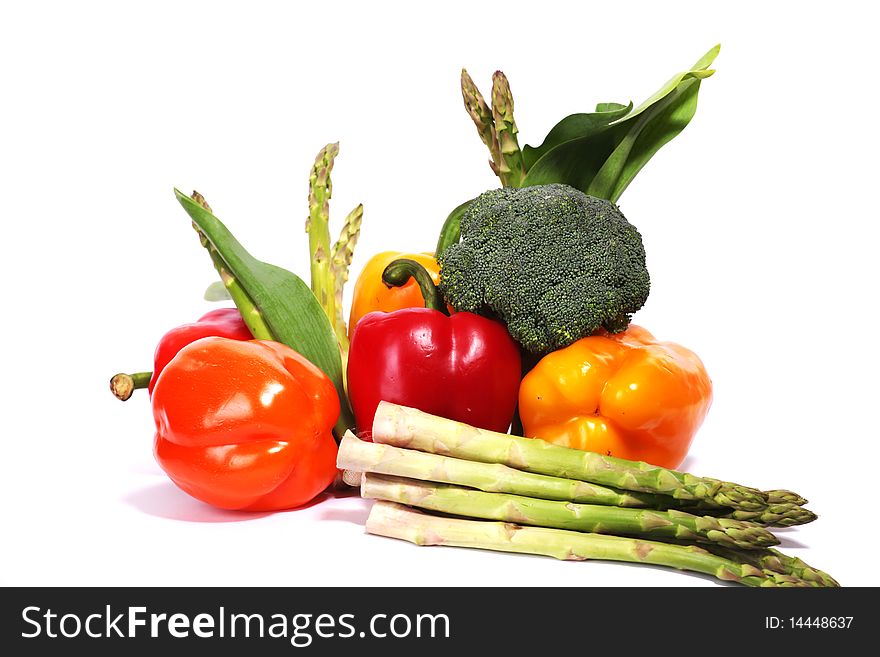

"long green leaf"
[521,101,632,170]
[587,46,718,201]
[175,189,354,439]
[521,45,719,202]
[587,76,704,201]
[519,122,624,193]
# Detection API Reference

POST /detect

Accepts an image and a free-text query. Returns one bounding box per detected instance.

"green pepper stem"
[435,198,472,257]
[110,371,152,401]
[382,259,449,315]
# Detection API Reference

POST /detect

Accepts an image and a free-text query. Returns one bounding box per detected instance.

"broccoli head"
[438,184,650,354]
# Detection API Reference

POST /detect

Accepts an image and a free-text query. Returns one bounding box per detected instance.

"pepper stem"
[435,198,472,257]
[382,259,449,315]
[110,371,152,401]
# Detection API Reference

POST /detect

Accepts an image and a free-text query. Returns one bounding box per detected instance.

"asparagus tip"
[190,190,212,212]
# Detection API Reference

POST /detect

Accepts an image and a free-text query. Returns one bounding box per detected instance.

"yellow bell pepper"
[518,325,712,469]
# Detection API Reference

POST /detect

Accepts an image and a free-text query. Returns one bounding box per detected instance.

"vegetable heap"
[109,44,838,585]
[339,403,835,587]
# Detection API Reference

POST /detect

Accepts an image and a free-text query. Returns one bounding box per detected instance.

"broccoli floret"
[438,184,650,354]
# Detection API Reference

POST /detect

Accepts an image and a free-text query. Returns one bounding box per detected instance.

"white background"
[1,1,878,587]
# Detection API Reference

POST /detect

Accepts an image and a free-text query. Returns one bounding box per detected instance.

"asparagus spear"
[306,143,339,330]
[338,434,818,527]
[337,432,665,508]
[189,191,273,340]
[371,402,777,512]
[460,69,501,178]
[490,71,526,187]
[329,203,363,359]
[700,544,839,588]
[362,474,780,551]
[366,501,817,587]
[765,489,808,506]
[342,431,816,526]
[715,504,818,528]
[671,497,817,527]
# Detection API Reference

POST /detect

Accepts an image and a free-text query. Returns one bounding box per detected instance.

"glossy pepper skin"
[348,251,445,336]
[518,325,712,469]
[346,259,521,437]
[152,337,339,511]
[148,307,252,395]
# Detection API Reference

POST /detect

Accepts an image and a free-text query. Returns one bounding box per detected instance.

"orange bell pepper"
[518,325,712,469]
[348,252,444,335]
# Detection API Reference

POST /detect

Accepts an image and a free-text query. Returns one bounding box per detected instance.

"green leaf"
[175,189,354,439]
[203,280,232,301]
[595,102,629,113]
[521,102,632,170]
[587,76,704,202]
[435,198,474,257]
[521,45,719,202]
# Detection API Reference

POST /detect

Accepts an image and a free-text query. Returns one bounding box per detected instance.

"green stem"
[382,259,449,315]
[190,192,271,340]
[206,248,273,340]
[435,198,472,258]
[109,371,152,401]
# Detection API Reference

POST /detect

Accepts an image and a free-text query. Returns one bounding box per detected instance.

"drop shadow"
[326,485,362,500]
[124,482,272,523]
[677,455,698,472]
[775,534,808,549]
[316,497,373,525]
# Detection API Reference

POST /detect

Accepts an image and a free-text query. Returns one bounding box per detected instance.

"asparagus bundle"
[337,433,814,527]
[371,402,813,518]
[339,403,835,587]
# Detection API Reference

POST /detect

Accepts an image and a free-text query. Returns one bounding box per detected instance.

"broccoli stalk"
[438,184,650,354]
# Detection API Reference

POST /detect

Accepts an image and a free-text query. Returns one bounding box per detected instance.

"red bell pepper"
[110,308,254,402]
[148,307,253,395]
[152,337,339,510]
[347,259,521,437]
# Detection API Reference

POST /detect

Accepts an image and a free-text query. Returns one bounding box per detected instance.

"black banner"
[1,587,873,654]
